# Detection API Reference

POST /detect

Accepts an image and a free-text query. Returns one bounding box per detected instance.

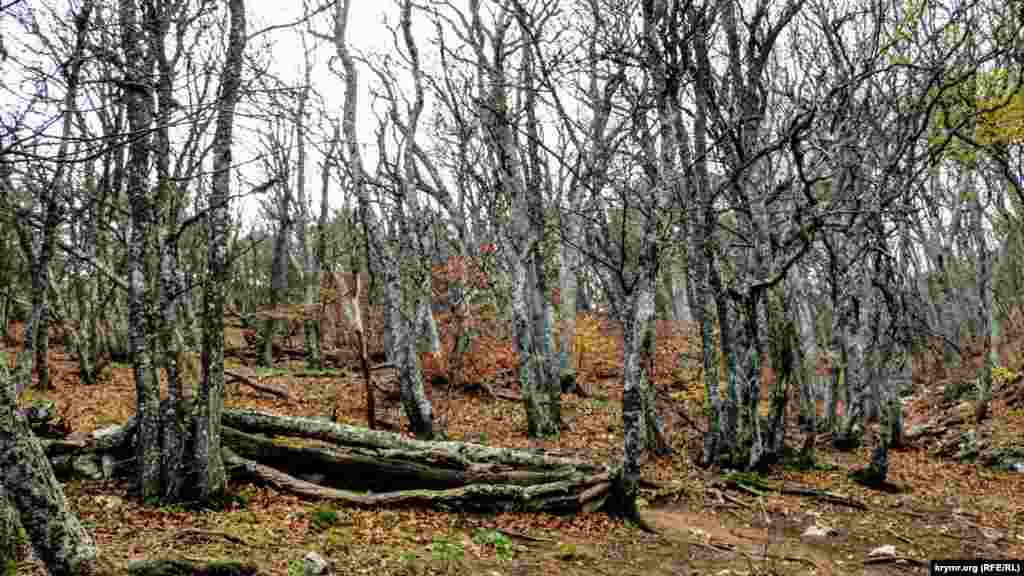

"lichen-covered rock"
[303,552,330,576]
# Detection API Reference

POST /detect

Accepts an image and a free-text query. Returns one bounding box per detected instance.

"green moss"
[309,507,340,532]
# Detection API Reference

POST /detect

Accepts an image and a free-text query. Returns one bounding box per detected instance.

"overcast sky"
[239,1,409,224]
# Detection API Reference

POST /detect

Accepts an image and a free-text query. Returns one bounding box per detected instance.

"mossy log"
[220,410,613,513]
[44,409,616,514]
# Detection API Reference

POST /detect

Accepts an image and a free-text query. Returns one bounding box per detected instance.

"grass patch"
[309,507,342,532]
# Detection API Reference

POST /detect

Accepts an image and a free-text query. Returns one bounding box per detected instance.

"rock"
[91,416,137,451]
[23,399,57,424]
[980,527,1005,542]
[868,544,896,557]
[72,455,104,480]
[954,431,982,462]
[981,446,1024,471]
[304,551,330,576]
[93,495,125,510]
[935,430,988,461]
[906,422,936,439]
[802,525,837,538]
[101,453,117,478]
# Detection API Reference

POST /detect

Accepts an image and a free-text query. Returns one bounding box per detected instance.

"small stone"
[93,495,124,510]
[802,525,836,538]
[868,544,896,557]
[980,527,1005,542]
[101,454,116,478]
[688,528,709,540]
[303,551,330,576]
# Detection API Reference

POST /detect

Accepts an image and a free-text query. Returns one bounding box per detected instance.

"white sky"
[240,1,424,226]
[0,0,411,227]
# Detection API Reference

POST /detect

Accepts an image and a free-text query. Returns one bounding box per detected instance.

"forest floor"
[6,315,1024,576]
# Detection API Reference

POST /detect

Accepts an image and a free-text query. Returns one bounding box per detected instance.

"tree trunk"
[973,183,996,424]
[610,282,655,521]
[637,306,671,456]
[835,274,869,451]
[120,0,162,502]
[558,211,580,392]
[262,205,291,368]
[195,0,247,502]
[764,288,795,466]
[512,249,556,437]
[0,355,107,576]
[794,279,819,463]
[0,492,18,567]
[293,60,322,372]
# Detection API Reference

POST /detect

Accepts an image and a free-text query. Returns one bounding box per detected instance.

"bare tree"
[194,0,247,500]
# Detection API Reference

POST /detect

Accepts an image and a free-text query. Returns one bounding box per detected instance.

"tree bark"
[120,0,162,502]
[0,354,107,576]
[195,0,247,502]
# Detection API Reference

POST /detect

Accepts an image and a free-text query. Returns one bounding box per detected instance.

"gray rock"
[304,551,330,576]
[93,495,124,510]
[72,454,103,480]
[101,453,117,478]
[24,399,57,424]
[980,527,1005,542]
[868,544,896,557]
[802,525,837,538]
[907,422,936,439]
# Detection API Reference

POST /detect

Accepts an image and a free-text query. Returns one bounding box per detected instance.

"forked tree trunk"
[610,280,656,522]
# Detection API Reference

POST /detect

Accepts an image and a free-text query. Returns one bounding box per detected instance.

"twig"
[225,369,290,400]
[673,407,707,435]
[493,528,553,543]
[732,482,765,498]
[742,550,818,568]
[719,490,751,509]
[885,527,914,544]
[476,380,521,401]
[173,528,248,546]
[778,483,868,510]
[863,556,926,567]
[721,478,869,510]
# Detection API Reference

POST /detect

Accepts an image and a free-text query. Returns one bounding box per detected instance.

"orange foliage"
[421,310,519,388]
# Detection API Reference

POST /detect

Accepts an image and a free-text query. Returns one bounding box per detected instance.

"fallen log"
[219,410,613,513]
[222,409,599,472]
[225,369,290,400]
[223,448,607,513]
[43,408,616,515]
[720,476,868,511]
[222,426,592,491]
